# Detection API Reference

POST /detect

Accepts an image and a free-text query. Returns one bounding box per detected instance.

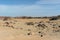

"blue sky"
[0,0,60,17]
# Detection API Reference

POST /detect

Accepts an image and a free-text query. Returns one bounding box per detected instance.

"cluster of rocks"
[46,21,60,33]
[3,20,24,30]
[25,21,48,37]
[4,21,14,29]
[1,18,60,37]
[25,20,60,37]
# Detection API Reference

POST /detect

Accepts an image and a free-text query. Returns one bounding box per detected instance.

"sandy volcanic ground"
[0,18,60,40]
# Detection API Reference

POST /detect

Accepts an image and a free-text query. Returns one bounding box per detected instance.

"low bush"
[49,17,58,20]
[26,22,34,25]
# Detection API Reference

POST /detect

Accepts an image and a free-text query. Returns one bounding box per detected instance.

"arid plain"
[0,16,60,40]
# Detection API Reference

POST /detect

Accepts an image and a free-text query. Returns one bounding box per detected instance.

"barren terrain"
[0,16,60,40]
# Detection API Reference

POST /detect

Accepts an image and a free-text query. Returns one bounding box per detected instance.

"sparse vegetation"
[36,24,47,30]
[26,22,34,25]
[28,29,31,31]
[49,17,58,20]
[5,22,9,25]
[0,15,60,40]
[53,29,60,32]
[3,17,11,21]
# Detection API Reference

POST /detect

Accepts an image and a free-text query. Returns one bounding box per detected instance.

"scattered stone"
[38,31,41,33]
[27,32,31,35]
[36,24,47,29]
[58,26,60,28]
[5,22,9,25]
[41,35,43,37]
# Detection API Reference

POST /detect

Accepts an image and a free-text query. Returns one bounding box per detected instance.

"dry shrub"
[5,22,9,25]
[37,24,47,28]
[3,17,11,21]
[53,29,60,32]
[49,17,58,21]
[26,22,34,25]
